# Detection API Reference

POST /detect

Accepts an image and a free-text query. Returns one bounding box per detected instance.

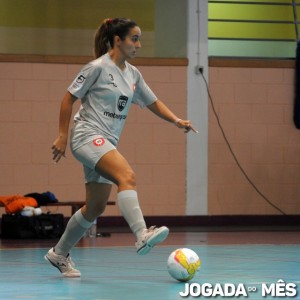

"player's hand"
[175,119,199,133]
[51,135,67,163]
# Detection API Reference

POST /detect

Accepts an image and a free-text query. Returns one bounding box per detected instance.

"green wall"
[0,0,156,56]
[0,0,187,58]
[208,0,300,58]
[3,0,297,58]
[0,0,154,30]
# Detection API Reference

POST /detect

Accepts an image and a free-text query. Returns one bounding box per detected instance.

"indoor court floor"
[0,230,299,300]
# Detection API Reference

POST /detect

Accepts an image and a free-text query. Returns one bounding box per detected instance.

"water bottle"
[88,219,97,238]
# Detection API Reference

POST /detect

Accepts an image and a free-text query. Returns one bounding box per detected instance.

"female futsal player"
[45,18,197,277]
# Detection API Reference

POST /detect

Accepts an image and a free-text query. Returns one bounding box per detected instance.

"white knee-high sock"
[55,209,93,257]
[117,190,146,240]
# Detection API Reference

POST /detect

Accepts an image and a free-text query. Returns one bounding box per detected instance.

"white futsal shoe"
[136,226,169,255]
[45,248,81,277]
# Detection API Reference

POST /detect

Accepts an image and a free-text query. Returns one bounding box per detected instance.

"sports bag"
[1,213,64,239]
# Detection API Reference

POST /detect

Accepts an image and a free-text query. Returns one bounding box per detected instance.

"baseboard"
[1,215,299,235]
[97,215,300,229]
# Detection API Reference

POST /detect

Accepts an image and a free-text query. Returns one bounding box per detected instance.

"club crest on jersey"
[93,138,105,146]
[117,95,128,112]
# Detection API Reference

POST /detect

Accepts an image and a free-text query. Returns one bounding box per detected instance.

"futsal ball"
[167,248,201,282]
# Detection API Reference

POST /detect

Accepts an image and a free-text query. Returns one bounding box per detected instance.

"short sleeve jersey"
[68,53,157,149]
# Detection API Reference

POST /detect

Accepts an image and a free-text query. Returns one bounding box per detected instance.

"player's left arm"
[147,99,198,133]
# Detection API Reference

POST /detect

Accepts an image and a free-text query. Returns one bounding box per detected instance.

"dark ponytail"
[94,18,137,58]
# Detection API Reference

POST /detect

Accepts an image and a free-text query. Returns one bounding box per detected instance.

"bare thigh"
[95,149,136,192]
[81,182,112,222]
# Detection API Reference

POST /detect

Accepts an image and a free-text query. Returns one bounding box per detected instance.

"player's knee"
[121,169,136,188]
[95,204,106,216]
[82,203,106,221]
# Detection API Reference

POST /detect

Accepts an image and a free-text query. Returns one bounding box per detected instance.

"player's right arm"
[52,92,78,163]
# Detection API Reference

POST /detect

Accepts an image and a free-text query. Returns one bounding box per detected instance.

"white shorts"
[71,136,116,184]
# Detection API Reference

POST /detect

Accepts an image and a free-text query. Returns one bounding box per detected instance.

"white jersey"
[68,53,157,150]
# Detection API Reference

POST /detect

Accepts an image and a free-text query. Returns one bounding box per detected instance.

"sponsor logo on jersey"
[93,138,105,146]
[76,73,86,84]
[117,96,128,112]
[70,73,86,90]
[103,111,127,120]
